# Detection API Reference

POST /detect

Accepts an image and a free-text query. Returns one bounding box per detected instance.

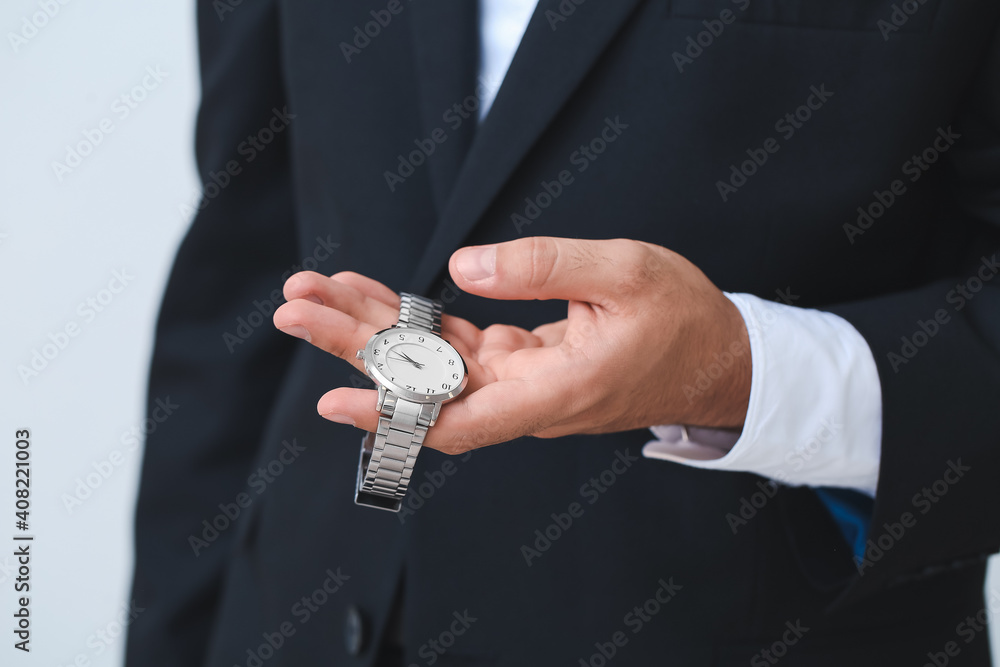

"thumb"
[449,236,655,304]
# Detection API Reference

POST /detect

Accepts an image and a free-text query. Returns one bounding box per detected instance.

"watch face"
[364,328,467,402]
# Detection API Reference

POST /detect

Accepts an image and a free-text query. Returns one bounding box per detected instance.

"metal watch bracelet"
[355,293,442,511]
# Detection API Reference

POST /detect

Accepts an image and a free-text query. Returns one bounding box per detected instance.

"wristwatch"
[353,293,468,511]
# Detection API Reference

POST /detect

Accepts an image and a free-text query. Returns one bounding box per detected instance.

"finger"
[318,371,566,455]
[332,271,484,351]
[480,323,543,349]
[318,387,380,430]
[273,299,377,372]
[425,377,567,454]
[316,362,504,434]
[475,323,543,366]
[531,319,568,346]
[284,271,398,328]
[329,271,400,308]
[449,236,664,308]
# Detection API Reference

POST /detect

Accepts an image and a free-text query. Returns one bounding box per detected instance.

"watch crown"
[355,349,364,360]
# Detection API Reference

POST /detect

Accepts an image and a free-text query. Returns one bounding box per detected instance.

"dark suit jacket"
[126,1,1000,665]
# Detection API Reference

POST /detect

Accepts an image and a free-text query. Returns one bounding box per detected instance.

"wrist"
[686,293,752,429]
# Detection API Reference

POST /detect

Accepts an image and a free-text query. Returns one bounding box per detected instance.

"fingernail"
[456,246,496,281]
[324,413,355,426]
[278,324,311,341]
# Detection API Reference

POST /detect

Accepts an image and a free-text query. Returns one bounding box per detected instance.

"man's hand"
[273,237,751,455]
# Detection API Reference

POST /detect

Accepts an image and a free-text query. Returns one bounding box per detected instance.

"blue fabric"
[814,487,874,563]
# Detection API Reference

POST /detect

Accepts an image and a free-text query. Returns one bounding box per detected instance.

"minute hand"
[389,353,424,369]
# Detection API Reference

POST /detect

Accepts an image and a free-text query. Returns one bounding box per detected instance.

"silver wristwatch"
[353,293,468,511]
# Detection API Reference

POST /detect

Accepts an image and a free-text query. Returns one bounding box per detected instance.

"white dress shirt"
[478,0,883,498]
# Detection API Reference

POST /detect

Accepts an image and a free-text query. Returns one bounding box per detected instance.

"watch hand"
[388,353,425,369]
[397,352,426,369]
[387,353,414,364]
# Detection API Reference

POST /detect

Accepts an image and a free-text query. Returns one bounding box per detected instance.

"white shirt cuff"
[642,292,883,498]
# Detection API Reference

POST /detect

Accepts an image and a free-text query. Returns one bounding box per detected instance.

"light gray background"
[0,1,997,665]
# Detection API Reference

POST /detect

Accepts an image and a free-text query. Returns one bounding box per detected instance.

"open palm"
[274,269,596,452]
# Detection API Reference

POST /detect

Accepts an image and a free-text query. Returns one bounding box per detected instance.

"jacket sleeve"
[125,1,298,663]
[823,22,1000,603]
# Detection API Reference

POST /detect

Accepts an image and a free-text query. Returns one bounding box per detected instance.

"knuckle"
[611,241,659,295]
[330,270,362,282]
[522,236,559,292]
[281,273,304,298]
[521,413,553,438]
[439,434,472,456]
[291,271,321,291]
[481,323,521,346]
[296,270,324,281]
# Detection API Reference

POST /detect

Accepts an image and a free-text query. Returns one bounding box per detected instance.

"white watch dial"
[369,330,465,399]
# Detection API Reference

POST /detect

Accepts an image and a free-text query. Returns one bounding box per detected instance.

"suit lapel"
[408,0,647,294]
[408,0,480,217]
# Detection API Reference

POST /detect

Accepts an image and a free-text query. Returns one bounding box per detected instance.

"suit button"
[344,605,367,656]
